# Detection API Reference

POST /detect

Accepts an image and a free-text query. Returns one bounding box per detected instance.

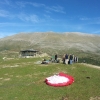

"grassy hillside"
[0,32,100,66]
[0,57,100,100]
[0,49,100,66]
[0,32,100,52]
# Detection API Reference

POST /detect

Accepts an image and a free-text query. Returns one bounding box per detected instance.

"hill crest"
[0,32,100,53]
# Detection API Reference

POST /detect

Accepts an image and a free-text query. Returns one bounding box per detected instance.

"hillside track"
[80,63,100,70]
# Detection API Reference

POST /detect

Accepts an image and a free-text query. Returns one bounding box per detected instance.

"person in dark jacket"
[69,54,73,64]
[65,54,69,64]
[55,54,58,62]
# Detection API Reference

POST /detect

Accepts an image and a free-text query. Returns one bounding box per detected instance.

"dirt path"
[80,63,100,70]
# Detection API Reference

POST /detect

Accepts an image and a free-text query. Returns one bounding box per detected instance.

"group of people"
[62,54,78,64]
[41,54,78,64]
[51,54,78,64]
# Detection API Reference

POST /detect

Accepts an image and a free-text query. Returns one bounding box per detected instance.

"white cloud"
[0,22,20,27]
[16,1,66,14]
[4,0,10,5]
[80,17,90,21]
[0,10,9,17]
[18,13,39,23]
[0,9,15,19]
[16,1,45,8]
[16,1,26,7]
[0,0,10,5]
[29,2,45,7]
[0,22,38,27]
[78,16,100,26]
[43,14,55,21]
[46,5,66,14]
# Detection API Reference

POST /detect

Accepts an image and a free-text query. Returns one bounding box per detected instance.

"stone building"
[19,49,39,58]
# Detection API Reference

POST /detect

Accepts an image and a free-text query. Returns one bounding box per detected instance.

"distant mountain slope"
[0,32,100,53]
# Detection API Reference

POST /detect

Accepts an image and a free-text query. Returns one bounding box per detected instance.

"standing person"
[51,55,55,62]
[74,56,76,63]
[69,54,73,64]
[76,56,78,63]
[55,54,58,62]
[72,54,74,63]
[62,54,65,64]
[65,54,69,64]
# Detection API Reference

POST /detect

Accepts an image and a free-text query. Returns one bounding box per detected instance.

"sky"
[0,0,100,38]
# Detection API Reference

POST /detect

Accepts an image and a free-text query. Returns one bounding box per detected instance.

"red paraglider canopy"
[45,72,74,87]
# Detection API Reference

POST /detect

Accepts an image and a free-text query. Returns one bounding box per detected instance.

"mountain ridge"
[0,32,100,53]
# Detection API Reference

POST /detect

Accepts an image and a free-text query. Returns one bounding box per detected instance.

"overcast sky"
[0,0,100,38]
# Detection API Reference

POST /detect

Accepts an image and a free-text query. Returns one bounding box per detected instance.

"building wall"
[19,51,38,58]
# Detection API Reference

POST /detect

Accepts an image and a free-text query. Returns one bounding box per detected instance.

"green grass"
[0,57,100,100]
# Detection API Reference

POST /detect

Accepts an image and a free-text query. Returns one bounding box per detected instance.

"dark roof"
[20,49,38,52]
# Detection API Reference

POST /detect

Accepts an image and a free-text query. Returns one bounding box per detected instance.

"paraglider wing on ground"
[45,72,74,87]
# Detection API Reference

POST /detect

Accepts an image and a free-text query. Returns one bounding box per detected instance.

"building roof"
[20,49,39,52]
